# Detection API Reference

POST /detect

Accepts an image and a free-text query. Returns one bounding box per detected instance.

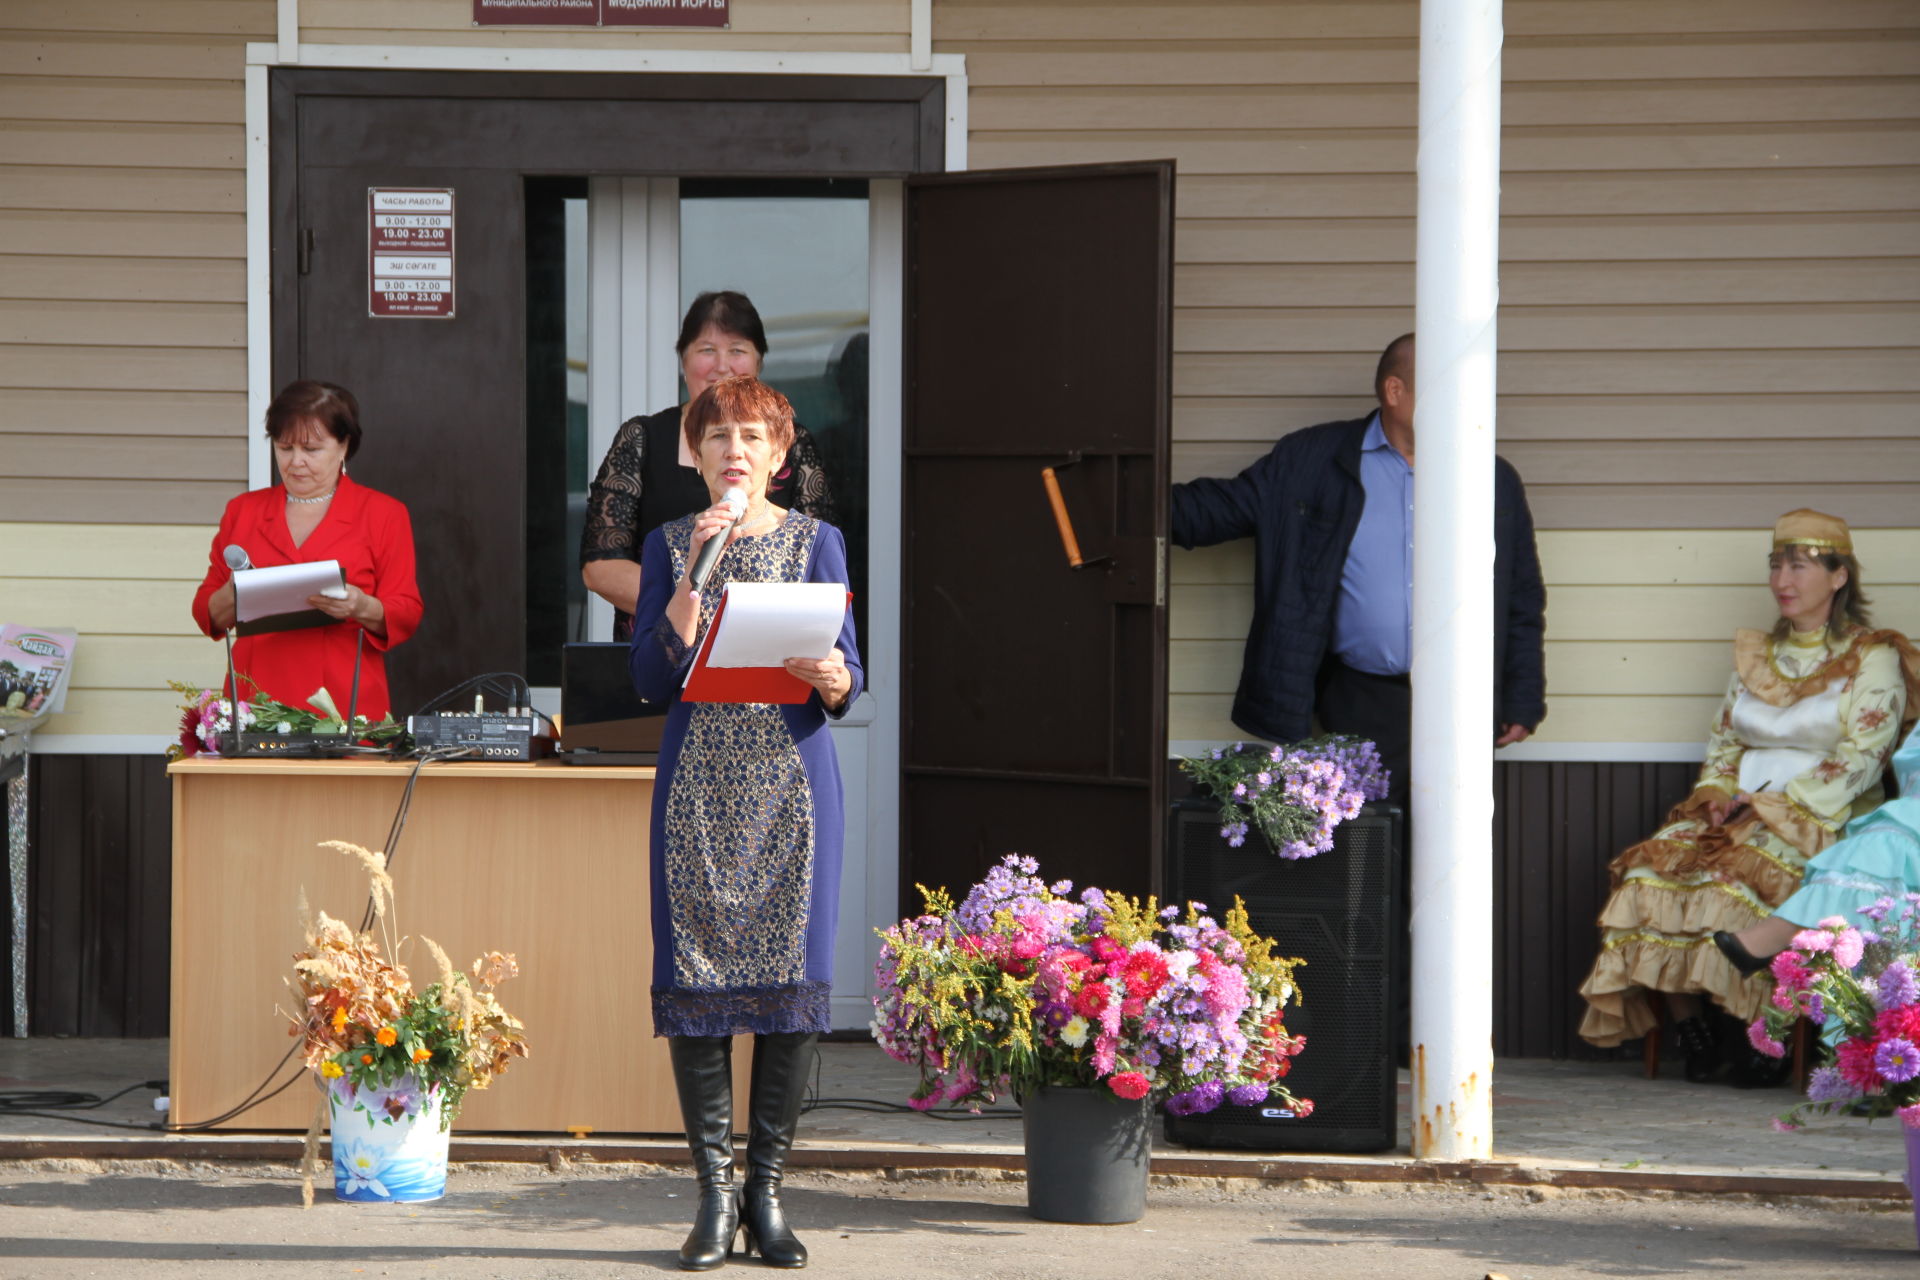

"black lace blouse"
[580,405,839,638]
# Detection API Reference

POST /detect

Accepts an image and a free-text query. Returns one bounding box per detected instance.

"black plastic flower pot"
[1020,1085,1151,1224]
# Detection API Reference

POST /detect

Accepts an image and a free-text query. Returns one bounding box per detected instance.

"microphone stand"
[346,631,364,743]
[223,627,243,757]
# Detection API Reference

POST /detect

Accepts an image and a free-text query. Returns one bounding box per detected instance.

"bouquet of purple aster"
[1179,735,1389,859]
[871,854,1311,1117]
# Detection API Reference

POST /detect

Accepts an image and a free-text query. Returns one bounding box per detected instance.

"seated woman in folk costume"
[1578,508,1920,1085]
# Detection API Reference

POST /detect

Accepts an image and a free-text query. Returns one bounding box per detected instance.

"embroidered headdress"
[1772,508,1851,556]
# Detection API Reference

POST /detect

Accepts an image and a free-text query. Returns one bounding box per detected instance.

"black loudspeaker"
[1163,800,1403,1153]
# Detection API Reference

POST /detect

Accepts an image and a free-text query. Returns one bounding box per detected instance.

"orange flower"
[331,1006,348,1034]
[360,1053,374,1065]
[412,1048,431,1063]
[375,1026,398,1047]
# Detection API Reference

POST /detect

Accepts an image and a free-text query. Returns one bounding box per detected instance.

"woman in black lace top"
[580,291,838,639]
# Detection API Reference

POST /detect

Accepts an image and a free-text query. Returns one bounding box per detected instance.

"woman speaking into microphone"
[190,380,423,719]
[629,375,861,1271]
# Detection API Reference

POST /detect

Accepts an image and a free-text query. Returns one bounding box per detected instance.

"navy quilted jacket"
[1170,413,1547,744]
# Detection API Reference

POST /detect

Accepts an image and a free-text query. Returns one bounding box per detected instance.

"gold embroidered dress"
[1578,625,1911,1046]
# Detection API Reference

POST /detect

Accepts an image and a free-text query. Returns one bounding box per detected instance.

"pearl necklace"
[287,488,336,505]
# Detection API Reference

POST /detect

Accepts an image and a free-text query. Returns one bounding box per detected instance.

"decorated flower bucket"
[1021,1086,1152,1224]
[328,1076,451,1203]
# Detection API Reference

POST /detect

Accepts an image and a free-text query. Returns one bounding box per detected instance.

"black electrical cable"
[795,1045,1017,1121]
[357,746,466,932]
[802,1098,1022,1121]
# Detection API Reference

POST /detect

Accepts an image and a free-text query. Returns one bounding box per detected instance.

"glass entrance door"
[545,176,900,1031]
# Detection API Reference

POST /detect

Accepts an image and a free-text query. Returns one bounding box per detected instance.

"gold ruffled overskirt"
[1576,810,1807,1047]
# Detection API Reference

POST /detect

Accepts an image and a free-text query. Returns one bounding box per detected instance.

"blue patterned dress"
[630,511,864,1037]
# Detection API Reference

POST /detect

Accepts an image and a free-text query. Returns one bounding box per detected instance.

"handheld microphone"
[687,488,747,595]
[223,544,253,573]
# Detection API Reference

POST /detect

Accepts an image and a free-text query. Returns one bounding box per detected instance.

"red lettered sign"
[472,0,727,25]
[369,188,455,319]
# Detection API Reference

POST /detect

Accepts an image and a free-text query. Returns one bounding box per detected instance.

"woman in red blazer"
[191,381,423,720]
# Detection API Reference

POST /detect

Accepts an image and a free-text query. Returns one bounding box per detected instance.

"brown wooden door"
[287,154,526,714]
[903,162,1173,904]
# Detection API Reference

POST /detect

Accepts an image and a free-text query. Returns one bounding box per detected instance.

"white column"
[1409,0,1503,1161]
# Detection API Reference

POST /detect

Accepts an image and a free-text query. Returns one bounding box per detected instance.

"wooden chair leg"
[1643,990,1666,1080]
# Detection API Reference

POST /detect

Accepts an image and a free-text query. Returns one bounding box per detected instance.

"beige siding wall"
[940,0,1920,746]
[0,0,260,526]
[1,2,263,739]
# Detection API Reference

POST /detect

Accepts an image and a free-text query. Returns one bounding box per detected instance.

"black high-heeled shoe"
[1674,1014,1725,1084]
[1712,930,1772,978]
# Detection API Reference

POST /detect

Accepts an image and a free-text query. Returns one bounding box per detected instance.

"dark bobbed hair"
[1768,544,1872,639]
[264,379,362,460]
[675,291,769,359]
[1374,332,1415,402]
[683,376,796,458]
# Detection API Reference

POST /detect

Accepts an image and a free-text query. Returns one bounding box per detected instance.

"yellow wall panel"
[37,687,195,738]
[2,578,202,638]
[5,521,220,737]
[3,522,212,580]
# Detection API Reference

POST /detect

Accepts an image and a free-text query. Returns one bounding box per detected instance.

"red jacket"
[191,474,423,720]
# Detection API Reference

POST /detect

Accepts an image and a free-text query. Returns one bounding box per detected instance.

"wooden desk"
[168,756,743,1133]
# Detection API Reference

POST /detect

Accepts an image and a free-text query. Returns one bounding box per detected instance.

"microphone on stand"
[687,488,748,595]
[219,545,254,754]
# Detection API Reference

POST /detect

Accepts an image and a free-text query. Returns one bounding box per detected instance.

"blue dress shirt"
[1330,413,1413,676]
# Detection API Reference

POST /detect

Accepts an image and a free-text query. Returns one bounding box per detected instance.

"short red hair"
[683,376,795,457]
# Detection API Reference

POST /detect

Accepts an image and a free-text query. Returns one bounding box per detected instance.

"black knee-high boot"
[740,1032,818,1269]
[668,1035,741,1271]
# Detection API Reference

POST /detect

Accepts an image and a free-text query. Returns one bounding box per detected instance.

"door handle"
[1040,466,1108,570]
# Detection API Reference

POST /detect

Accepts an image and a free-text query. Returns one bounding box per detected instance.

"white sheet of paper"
[704,582,847,669]
[234,560,347,623]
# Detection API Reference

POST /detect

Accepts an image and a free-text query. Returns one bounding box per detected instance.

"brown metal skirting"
[0,1137,1902,1201]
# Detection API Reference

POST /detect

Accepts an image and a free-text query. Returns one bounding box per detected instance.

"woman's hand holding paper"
[785,648,849,711]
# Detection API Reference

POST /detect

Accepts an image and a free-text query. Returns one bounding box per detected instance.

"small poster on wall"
[368,188,455,319]
[0,623,78,721]
[472,0,727,26]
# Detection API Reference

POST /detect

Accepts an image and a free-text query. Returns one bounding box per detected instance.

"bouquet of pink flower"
[872,854,1311,1116]
[1755,894,1920,1131]
[167,682,256,757]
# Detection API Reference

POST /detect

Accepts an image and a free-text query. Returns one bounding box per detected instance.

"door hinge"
[298,228,315,275]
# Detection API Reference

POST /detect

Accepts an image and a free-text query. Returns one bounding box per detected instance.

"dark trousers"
[1317,661,1412,810]
[1317,660,1414,1054]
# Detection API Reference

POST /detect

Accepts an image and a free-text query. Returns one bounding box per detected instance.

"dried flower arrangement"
[287,840,528,1203]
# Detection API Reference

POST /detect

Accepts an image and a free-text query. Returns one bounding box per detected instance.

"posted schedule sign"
[368,188,455,319]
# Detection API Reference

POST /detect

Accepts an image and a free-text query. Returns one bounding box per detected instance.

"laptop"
[558,642,667,764]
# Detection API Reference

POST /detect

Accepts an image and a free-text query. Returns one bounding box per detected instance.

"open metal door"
[902,162,1173,904]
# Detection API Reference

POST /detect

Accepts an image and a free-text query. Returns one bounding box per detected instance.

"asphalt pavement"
[0,1160,1913,1279]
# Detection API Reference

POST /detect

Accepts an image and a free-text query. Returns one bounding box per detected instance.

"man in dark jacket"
[1170,333,1547,805]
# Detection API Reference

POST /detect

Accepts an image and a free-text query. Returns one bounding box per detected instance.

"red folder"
[681,588,850,705]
